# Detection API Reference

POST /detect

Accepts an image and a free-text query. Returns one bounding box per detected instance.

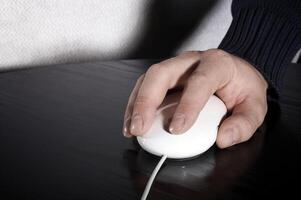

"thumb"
[216,98,266,148]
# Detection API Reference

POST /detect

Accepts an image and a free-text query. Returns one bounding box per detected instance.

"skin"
[122,49,268,148]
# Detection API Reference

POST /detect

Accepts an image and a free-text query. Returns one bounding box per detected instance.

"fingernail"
[169,113,185,134]
[123,117,132,137]
[130,114,143,135]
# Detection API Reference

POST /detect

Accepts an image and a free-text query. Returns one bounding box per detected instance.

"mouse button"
[197,106,226,126]
[207,96,227,114]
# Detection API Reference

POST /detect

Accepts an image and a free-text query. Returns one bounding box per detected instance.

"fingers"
[123,74,145,137]
[128,52,201,136]
[169,69,217,134]
[216,97,267,148]
[169,56,230,134]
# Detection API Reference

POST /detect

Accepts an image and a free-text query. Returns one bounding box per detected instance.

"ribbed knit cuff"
[219,8,301,96]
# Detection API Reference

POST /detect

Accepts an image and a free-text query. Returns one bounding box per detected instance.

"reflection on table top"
[0,60,300,200]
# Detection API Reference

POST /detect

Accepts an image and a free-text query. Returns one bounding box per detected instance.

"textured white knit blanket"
[0,0,233,71]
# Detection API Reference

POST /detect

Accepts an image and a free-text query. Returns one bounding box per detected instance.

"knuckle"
[146,64,170,81]
[147,64,168,75]
[146,63,173,86]
[133,95,153,108]
[205,49,229,57]
[181,50,202,59]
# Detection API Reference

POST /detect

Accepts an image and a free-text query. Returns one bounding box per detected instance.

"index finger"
[129,52,201,136]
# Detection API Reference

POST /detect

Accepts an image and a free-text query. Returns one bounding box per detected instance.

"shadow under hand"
[122,123,266,200]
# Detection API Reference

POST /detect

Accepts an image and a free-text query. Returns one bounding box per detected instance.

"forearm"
[219,0,301,96]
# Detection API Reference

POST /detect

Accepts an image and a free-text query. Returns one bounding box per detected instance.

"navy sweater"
[219,0,301,95]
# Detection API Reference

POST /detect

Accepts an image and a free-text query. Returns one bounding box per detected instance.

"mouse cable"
[141,154,168,200]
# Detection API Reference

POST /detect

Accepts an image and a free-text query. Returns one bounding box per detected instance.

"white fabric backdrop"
[0,0,235,70]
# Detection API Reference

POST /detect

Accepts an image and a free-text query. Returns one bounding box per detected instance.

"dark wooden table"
[0,60,300,200]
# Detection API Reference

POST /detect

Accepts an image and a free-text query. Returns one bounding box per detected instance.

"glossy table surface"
[0,60,300,200]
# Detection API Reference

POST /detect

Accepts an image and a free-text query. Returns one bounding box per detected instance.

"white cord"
[141,155,168,200]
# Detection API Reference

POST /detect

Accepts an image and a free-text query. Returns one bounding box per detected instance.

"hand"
[123,49,268,148]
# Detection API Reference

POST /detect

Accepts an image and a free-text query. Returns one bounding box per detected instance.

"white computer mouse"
[137,93,227,159]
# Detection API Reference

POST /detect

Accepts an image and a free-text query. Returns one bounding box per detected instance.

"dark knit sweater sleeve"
[219,0,301,95]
